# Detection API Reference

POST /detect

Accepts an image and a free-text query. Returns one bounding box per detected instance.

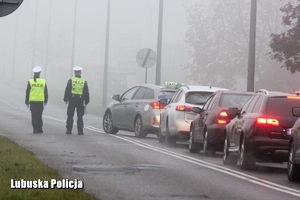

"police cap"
[32,66,42,73]
[73,66,82,72]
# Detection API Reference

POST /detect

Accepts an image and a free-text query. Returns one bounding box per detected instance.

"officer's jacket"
[63,75,90,104]
[25,78,48,104]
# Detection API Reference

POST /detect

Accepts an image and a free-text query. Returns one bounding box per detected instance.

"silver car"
[102,84,177,138]
[159,85,228,145]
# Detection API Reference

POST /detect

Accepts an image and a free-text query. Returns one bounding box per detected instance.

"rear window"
[185,92,213,105]
[220,94,253,108]
[266,97,300,116]
[158,90,176,100]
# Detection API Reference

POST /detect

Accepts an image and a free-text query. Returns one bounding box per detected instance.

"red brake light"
[149,102,165,109]
[217,111,229,124]
[257,118,279,126]
[176,105,193,111]
[219,111,228,117]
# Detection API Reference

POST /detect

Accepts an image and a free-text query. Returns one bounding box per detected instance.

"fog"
[1,0,300,113]
[0,0,202,111]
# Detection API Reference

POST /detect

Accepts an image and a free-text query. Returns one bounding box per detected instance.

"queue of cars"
[102,83,300,182]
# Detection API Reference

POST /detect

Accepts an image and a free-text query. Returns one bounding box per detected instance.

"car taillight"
[287,96,300,99]
[149,102,165,109]
[176,105,193,111]
[257,118,279,126]
[217,111,229,124]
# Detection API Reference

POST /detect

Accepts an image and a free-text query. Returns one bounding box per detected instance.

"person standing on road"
[25,66,48,134]
[63,66,90,135]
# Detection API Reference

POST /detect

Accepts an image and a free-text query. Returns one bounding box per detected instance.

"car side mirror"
[112,94,120,101]
[292,107,300,117]
[159,98,168,105]
[192,107,203,114]
[227,107,239,119]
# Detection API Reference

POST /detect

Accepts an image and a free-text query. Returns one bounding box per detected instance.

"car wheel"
[223,132,236,165]
[134,115,146,138]
[158,127,165,143]
[103,111,119,134]
[203,129,215,156]
[238,135,255,170]
[189,127,201,153]
[287,142,300,181]
[165,120,176,146]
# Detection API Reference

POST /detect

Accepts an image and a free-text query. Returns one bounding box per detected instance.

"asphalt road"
[1,82,300,200]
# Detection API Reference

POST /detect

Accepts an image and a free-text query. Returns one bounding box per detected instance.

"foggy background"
[1,0,300,114]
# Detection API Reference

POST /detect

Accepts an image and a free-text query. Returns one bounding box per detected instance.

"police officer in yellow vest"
[25,66,48,133]
[64,66,90,135]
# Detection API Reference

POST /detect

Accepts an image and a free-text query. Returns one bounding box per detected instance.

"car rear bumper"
[247,136,289,161]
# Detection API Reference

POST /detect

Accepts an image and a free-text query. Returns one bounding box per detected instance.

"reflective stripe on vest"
[71,77,85,95]
[29,78,46,101]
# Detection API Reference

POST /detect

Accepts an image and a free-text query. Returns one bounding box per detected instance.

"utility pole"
[102,0,110,107]
[31,0,38,77]
[247,0,257,92]
[70,0,78,77]
[44,0,52,80]
[155,0,163,86]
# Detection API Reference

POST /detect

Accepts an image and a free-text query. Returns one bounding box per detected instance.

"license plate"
[286,128,292,135]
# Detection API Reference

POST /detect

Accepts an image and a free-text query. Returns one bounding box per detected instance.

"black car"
[288,106,300,181]
[223,89,300,170]
[189,90,254,155]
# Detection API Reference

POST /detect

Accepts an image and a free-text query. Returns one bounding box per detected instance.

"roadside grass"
[0,135,97,200]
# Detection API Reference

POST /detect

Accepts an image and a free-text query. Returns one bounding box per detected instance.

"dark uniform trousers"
[66,95,85,132]
[30,102,44,132]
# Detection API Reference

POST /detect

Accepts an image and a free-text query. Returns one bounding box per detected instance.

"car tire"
[203,129,215,156]
[287,142,300,181]
[158,127,165,143]
[223,132,236,165]
[134,115,147,138]
[165,120,176,146]
[238,135,255,170]
[189,127,201,153]
[103,111,119,134]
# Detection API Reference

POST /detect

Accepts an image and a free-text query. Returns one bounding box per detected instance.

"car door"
[112,86,139,128]
[126,86,149,130]
[193,94,216,143]
[166,90,184,135]
[160,89,182,135]
[232,95,259,150]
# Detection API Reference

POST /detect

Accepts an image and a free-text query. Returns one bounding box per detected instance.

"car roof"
[181,85,228,92]
[136,83,162,89]
[256,89,298,97]
[218,91,255,95]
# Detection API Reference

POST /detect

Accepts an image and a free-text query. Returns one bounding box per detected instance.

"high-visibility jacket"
[71,77,85,95]
[29,78,46,101]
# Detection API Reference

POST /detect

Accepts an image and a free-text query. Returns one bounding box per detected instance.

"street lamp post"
[247,0,257,92]
[155,0,163,86]
[102,0,110,107]
[70,0,78,77]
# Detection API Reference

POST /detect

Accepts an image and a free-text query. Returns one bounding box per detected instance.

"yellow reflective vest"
[71,77,85,95]
[29,78,46,101]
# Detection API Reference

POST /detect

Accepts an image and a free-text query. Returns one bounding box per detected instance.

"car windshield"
[185,91,213,105]
[220,94,253,108]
